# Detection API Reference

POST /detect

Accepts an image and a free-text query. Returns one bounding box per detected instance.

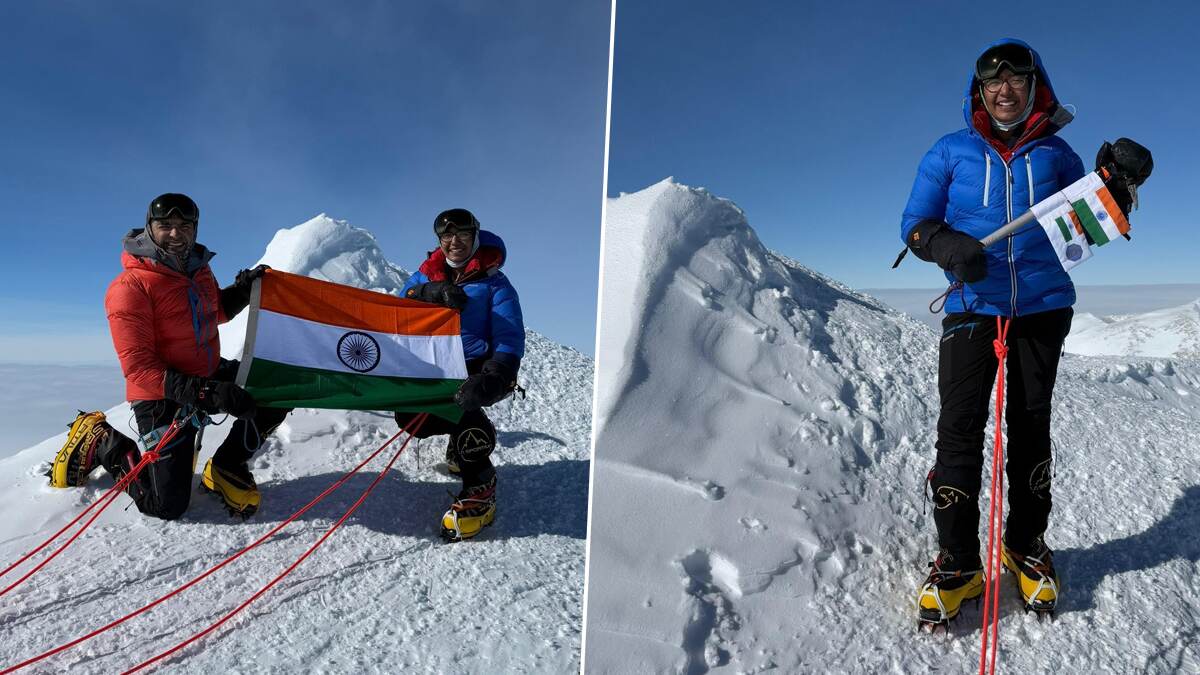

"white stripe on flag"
[254,309,468,379]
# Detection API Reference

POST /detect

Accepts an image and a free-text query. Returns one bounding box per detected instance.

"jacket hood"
[962,38,1073,154]
[476,229,506,267]
[122,228,215,276]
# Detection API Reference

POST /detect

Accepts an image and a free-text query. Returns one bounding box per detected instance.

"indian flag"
[235,270,467,421]
[1062,171,1130,246]
[1031,171,1129,271]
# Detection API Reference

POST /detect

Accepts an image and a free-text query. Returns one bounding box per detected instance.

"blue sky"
[0,1,610,363]
[608,1,1198,293]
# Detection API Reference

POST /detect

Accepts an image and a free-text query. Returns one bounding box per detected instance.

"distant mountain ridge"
[865,285,1200,334]
[1067,299,1200,360]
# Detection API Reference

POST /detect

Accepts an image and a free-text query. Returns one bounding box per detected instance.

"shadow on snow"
[181,458,589,541]
[1057,484,1200,614]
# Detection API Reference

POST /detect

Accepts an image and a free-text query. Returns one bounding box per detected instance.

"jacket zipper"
[1003,156,1017,317]
[1025,154,1035,207]
[983,152,991,207]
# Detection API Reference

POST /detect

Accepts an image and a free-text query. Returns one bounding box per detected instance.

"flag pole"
[978,210,1036,249]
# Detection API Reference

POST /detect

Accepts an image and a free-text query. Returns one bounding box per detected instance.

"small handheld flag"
[1030,171,1130,271]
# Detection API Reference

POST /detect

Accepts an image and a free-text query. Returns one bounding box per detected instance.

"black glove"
[406,281,468,312]
[164,369,257,418]
[203,381,257,418]
[212,358,241,381]
[220,265,271,318]
[236,264,271,287]
[454,360,516,412]
[906,220,988,283]
[1096,138,1153,215]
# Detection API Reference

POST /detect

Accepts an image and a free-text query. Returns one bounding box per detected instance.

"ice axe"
[979,138,1153,248]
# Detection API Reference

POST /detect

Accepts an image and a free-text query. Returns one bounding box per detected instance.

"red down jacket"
[105,230,228,401]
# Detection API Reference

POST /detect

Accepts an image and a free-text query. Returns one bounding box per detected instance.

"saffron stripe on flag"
[1070,198,1110,246]
[259,271,461,336]
[1096,186,1131,236]
[254,309,468,380]
[244,358,464,421]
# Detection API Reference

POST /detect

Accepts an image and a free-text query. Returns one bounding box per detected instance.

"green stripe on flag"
[245,358,464,422]
[1054,216,1073,242]
[1071,199,1110,246]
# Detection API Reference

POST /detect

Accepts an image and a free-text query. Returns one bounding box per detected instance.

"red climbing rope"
[0,420,189,598]
[123,413,427,673]
[1,413,426,674]
[979,316,1011,675]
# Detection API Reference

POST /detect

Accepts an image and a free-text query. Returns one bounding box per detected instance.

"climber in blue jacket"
[396,208,524,542]
[902,39,1085,626]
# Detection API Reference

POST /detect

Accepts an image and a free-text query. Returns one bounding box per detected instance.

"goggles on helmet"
[975,43,1036,81]
[433,208,480,236]
[147,193,199,223]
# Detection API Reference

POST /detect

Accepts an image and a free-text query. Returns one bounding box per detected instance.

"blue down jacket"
[402,229,525,369]
[901,38,1086,316]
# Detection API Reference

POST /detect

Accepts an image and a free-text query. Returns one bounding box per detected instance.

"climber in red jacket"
[64,193,288,519]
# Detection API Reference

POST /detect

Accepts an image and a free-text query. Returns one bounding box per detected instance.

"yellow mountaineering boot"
[440,474,496,542]
[1002,536,1059,618]
[201,458,261,518]
[49,411,111,488]
[917,550,984,630]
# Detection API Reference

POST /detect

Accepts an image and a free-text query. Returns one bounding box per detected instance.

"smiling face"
[148,215,196,257]
[981,68,1031,126]
[439,228,476,264]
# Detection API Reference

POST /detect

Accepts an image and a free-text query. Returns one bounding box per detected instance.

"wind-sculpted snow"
[220,215,411,363]
[585,179,1200,673]
[0,217,592,673]
[257,214,410,293]
[1067,299,1200,360]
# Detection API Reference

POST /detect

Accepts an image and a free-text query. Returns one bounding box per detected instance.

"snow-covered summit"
[256,214,410,294]
[220,215,410,361]
[1067,299,1200,360]
[1,216,591,672]
[585,180,1200,673]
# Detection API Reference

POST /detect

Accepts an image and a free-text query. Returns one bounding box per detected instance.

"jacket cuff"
[488,352,521,376]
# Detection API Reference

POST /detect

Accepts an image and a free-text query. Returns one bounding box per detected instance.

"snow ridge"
[585,180,1200,674]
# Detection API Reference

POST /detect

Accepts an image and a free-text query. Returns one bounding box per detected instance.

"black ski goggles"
[147,193,199,222]
[433,209,479,236]
[975,44,1035,81]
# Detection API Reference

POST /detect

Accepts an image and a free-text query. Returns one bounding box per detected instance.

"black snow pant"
[394,409,497,488]
[930,307,1073,558]
[100,401,291,521]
